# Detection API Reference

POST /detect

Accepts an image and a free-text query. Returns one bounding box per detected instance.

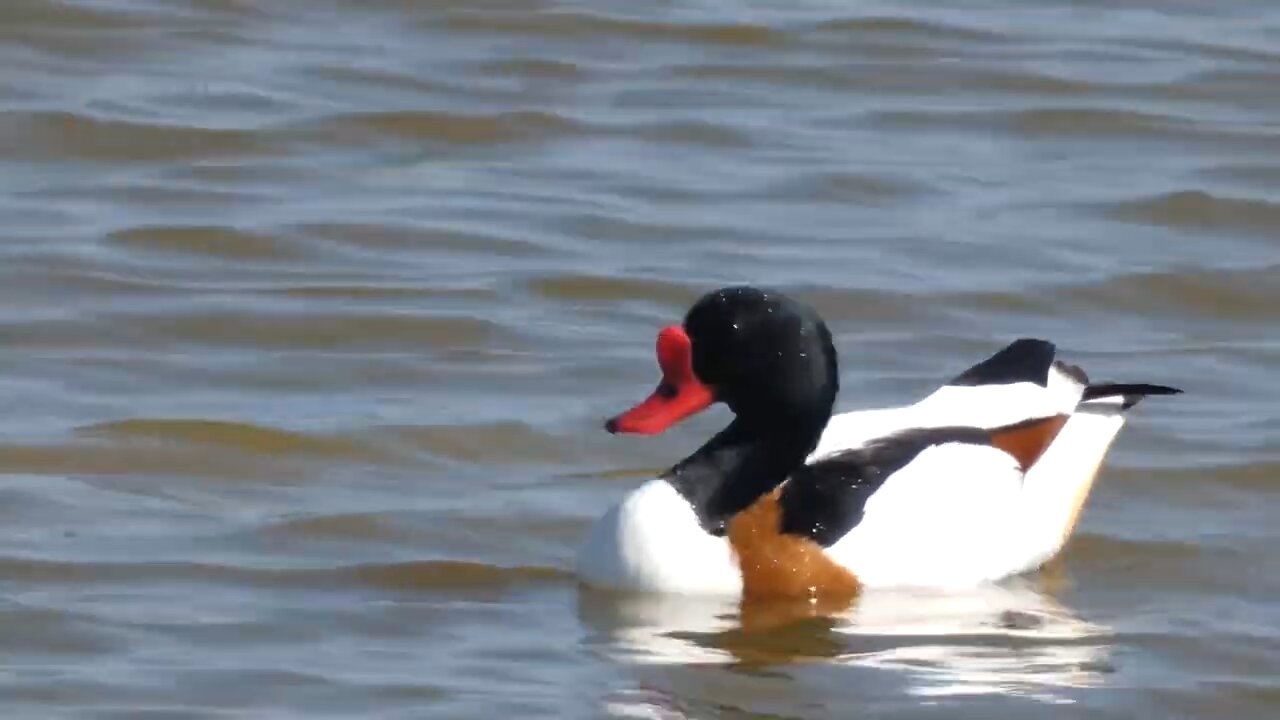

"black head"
[606,286,839,437]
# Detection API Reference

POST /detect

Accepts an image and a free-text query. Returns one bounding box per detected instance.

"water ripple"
[0,557,570,593]
[108,225,305,262]
[0,110,268,162]
[444,11,787,47]
[286,109,581,146]
[1100,190,1280,238]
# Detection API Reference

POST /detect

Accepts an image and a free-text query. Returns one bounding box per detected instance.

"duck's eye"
[655,383,678,399]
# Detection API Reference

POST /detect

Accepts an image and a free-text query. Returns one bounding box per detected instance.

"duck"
[576,286,1181,599]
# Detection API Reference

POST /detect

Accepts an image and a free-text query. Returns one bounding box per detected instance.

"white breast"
[575,479,742,595]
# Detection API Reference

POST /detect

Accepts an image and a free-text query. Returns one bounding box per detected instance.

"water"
[0,0,1276,717]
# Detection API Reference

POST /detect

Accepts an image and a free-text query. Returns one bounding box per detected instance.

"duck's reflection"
[577,574,1112,703]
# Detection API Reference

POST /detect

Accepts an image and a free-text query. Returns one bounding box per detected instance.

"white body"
[576,368,1133,595]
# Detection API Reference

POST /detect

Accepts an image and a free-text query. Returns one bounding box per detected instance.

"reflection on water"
[842,584,1110,703]
[578,576,1110,706]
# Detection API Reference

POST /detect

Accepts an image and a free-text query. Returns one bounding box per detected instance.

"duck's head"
[605,286,839,438]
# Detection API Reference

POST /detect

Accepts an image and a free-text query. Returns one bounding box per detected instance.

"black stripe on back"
[778,426,992,547]
[950,338,1057,388]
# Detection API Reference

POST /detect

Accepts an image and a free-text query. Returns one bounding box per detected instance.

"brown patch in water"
[713,594,855,668]
[727,490,861,601]
[738,593,856,633]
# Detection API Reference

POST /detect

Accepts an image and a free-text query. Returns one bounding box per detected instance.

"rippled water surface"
[1,0,1277,717]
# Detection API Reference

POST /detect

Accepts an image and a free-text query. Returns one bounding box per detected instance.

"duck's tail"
[1080,383,1183,410]
[1012,380,1181,570]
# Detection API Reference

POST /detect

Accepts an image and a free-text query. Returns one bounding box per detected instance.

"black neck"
[664,414,825,535]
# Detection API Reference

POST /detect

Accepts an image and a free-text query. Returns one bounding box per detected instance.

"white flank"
[826,442,1029,587]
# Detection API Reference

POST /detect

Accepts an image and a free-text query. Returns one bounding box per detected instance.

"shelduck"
[577,286,1180,598]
